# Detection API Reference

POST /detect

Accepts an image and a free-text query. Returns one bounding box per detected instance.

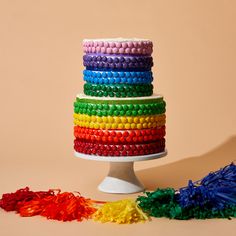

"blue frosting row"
[83,70,153,84]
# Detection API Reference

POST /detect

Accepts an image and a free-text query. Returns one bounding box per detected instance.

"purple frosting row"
[83,55,153,70]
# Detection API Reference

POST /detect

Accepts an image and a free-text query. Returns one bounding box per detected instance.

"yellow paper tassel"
[93,199,148,224]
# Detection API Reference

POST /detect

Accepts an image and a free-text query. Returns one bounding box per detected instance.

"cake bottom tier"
[74,139,165,157]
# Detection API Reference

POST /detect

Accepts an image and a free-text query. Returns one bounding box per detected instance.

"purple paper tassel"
[176,163,236,210]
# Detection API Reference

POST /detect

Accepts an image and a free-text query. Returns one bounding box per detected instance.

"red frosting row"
[74,139,165,157]
[74,126,165,145]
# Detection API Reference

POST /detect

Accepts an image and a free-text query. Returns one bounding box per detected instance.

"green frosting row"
[84,83,153,97]
[74,100,166,116]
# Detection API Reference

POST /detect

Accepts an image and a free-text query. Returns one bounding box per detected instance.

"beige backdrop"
[0,0,236,235]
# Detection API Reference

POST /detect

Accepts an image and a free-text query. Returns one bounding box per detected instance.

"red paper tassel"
[0,187,103,222]
[0,187,54,212]
[19,199,45,217]
[39,191,98,221]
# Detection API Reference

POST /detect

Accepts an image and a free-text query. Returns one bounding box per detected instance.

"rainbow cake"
[74,38,166,157]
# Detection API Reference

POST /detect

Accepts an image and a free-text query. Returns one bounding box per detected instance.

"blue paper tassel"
[176,163,236,210]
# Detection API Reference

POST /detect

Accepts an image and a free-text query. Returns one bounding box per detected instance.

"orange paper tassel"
[1,187,102,222]
[40,191,98,221]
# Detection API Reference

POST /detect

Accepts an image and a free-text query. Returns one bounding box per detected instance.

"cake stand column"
[98,162,144,194]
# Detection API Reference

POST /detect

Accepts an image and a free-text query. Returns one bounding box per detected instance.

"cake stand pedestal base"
[98,162,144,194]
[74,150,167,194]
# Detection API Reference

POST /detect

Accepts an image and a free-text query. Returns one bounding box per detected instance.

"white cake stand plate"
[74,150,167,194]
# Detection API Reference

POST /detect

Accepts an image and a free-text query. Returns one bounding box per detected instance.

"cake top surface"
[83,38,151,43]
[77,93,163,101]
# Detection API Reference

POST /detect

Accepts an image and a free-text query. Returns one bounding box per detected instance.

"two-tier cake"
[74,38,166,158]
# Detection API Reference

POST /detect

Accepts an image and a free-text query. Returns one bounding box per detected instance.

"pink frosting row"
[83,40,153,55]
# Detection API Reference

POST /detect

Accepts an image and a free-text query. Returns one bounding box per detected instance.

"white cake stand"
[74,150,167,194]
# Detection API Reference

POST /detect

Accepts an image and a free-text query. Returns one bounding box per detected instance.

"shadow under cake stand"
[74,151,167,194]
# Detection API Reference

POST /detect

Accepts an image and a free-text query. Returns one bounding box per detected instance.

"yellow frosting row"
[73,114,166,129]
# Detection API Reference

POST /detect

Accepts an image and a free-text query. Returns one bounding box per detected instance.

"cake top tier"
[83,38,153,56]
[83,38,151,42]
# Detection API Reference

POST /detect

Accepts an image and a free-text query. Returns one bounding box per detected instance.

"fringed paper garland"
[137,163,236,220]
[20,191,101,221]
[0,187,54,212]
[137,188,183,219]
[0,163,236,223]
[136,188,236,220]
[0,187,103,222]
[93,199,148,224]
[176,163,236,210]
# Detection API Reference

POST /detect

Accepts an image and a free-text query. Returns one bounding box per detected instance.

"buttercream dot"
[116,42,122,48]
[104,42,109,47]
[107,48,112,54]
[119,48,124,54]
[92,47,96,53]
[120,56,125,62]
[101,47,106,53]
[137,48,142,54]
[116,62,121,68]
[112,48,118,53]
[125,48,131,54]
[110,42,115,48]
[123,63,128,69]
[122,42,128,48]
[127,42,133,47]
[147,47,152,54]
[138,41,143,47]
[107,57,113,63]
[98,41,104,47]
[131,48,136,54]
[114,57,119,63]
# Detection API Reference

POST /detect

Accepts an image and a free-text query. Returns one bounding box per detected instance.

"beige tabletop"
[0,0,236,235]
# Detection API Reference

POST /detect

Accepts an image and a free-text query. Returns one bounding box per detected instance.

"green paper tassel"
[137,188,236,220]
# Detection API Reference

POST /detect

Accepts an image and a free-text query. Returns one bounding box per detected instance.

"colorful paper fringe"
[0,163,236,223]
[137,188,236,220]
[93,199,148,224]
[0,188,102,222]
[137,163,236,220]
[177,163,236,210]
[0,187,54,212]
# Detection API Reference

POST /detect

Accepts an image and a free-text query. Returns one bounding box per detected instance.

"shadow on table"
[137,136,236,191]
